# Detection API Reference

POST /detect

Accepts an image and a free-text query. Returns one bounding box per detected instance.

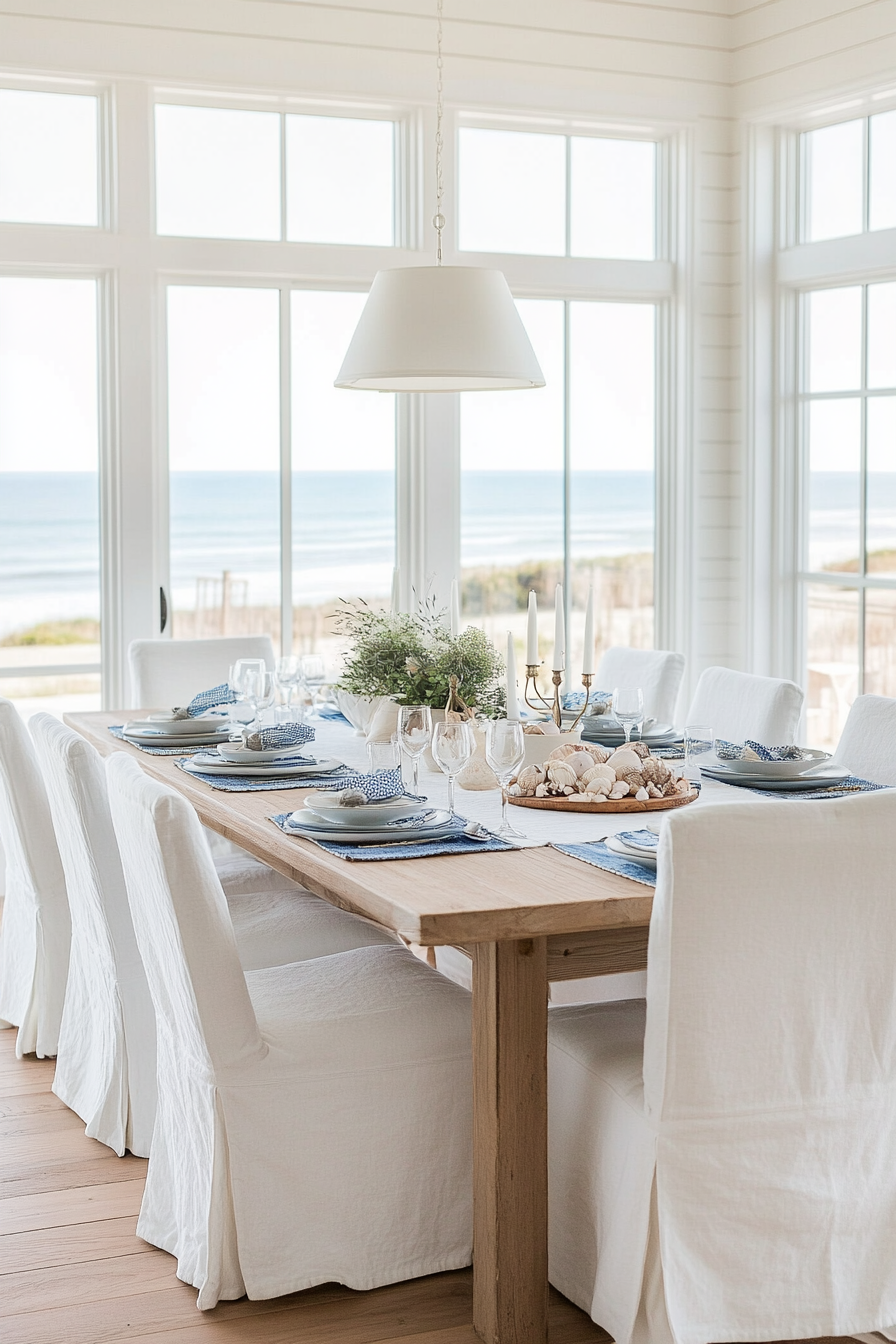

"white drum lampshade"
[334,265,545,391]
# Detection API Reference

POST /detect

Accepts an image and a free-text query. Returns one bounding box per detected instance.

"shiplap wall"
[0,0,892,691]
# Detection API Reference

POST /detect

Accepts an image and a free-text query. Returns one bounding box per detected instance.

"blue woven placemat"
[551,841,657,887]
[174,760,352,791]
[706,773,888,800]
[109,724,225,756]
[269,812,518,860]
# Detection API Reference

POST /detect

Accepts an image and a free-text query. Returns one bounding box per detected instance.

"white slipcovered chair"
[594,647,685,726]
[106,752,473,1307]
[0,697,70,1058]
[30,715,399,1158]
[127,635,275,710]
[683,665,804,744]
[548,791,896,1344]
[829,694,896,784]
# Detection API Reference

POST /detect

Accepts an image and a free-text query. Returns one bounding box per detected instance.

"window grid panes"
[155,103,396,246]
[802,111,896,243]
[800,282,896,749]
[458,126,656,260]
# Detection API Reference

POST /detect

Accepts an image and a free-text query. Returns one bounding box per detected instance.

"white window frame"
[0,73,686,708]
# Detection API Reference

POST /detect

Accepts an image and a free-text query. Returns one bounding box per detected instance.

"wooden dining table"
[67,710,657,1344]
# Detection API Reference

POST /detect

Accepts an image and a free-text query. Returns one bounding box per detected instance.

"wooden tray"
[507,788,699,814]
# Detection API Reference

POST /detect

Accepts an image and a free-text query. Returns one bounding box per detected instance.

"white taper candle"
[526,590,538,665]
[505,632,520,720]
[582,586,595,675]
[552,584,565,672]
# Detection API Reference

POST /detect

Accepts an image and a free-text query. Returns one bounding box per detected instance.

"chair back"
[30,715,156,1154]
[684,665,803,743]
[643,792,896,1337]
[0,698,70,1056]
[829,694,896,785]
[127,636,275,709]
[106,754,263,1076]
[595,647,685,725]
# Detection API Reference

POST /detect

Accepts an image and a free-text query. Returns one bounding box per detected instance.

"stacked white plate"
[123,715,232,747]
[605,828,659,869]
[182,752,343,778]
[580,718,679,748]
[708,748,829,778]
[285,803,458,845]
[702,750,851,791]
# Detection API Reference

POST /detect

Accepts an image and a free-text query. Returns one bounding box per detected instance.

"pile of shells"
[508,741,692,804]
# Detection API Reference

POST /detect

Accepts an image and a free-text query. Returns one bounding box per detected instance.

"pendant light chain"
[433,0,445,264]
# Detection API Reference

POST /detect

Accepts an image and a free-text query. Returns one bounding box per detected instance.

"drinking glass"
[300,654,326,719]
[367,737,401,773]
[612,686,645,744]
[397,705,432,792]
[229,658,266,725]
[432,720,474,819]
[253,671,276,723]
[485,719,526,840]
[275,655,302,713]
[684,725,714,780]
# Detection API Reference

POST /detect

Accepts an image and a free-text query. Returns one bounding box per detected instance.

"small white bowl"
[303,792,422,829]
[216,742,313,764]
[520,728,582,767]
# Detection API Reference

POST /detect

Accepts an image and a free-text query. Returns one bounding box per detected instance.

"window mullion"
[562,299,571,693]
[279,286,293,657]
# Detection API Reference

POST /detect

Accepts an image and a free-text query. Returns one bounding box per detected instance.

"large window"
[801,282,896,747]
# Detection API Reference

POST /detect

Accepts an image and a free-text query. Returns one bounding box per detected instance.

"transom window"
[802,110,896,242]
[457,127,656,260]
[0,87,99,227]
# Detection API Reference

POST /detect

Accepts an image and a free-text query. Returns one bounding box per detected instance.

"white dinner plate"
[123,727,234,747]
[605,836,657,868]
[182,756,344,778]
[127,715,230,736]
[709,748,830,778]
[702,765,852,791]
[303,792,425,828]
[582,722,676,745]
[284,809,457,845]
[216,742,316,764]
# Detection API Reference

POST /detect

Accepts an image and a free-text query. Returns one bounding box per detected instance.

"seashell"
[546,761,577,789]
[566,752,596,778]
[517,764,545,793]
[645,782,663,798]
[588,744,611,764]
[523,723,546,734]
[507,783,522,797]
[673,777,692,795]
[581,763,615,789]
[548,743,579,761]
[630,742,650,759]
[457,758,499,791]
[562,785,576,795]
[641,757,671,786]
[634,787,650,801]
[540,720,561,736]
[339,789,369,807]
[609,780,630,799]
[535,782,550,797]
[607,747,643,774]
[615,767,645,790]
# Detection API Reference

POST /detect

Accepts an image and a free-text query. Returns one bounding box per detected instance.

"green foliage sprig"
[335,598,506,715]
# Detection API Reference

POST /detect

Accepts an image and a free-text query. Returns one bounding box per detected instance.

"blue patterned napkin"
[109,725,212,755]
[175,760,353,791]
[317,707,351,724]
[270,812,516,860]
[715,739,805,761]
[171,683,238,718]
[551,841,657,888]
[616,828,659,852]
[712,774,888,800]
[243,722,314,750]
[318,767,411,801]
[563,689,613,712]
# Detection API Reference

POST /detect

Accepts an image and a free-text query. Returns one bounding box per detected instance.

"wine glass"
[612,686,644,745]
[253,671,276,723]
[432,720,474,819]
[397,705,432,793]
[275,655,302,715]
[229,658,266,725]
[300,654,326,720]
[485,719,526,840]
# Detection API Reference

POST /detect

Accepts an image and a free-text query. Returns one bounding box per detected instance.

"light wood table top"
[66,712,653,948]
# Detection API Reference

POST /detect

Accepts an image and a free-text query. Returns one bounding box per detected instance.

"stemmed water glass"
[397,705,432,793]
[432,720,474,819]
[229,658,266,725]
[485,719,526,840]
[612,686,645,744]
[275,655,302,716]
[300,654,326,720]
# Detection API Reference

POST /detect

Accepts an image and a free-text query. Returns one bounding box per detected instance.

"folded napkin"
[715,739,805,761]
[551,841,657,888]
[171,683,238,719]
[563,689,613,713]
[616,828,659,852]
[317,767,412,802]
[242,722,315,750]
[270,812,516,860]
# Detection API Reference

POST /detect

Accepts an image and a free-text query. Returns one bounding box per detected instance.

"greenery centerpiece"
[335,599,506,716]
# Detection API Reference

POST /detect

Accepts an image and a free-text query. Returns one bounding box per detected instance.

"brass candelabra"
[523,666,593,731]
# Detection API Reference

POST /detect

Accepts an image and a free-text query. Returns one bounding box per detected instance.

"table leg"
[472,937,548,1344]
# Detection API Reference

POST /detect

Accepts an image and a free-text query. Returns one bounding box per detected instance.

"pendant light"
[335,0,545,393]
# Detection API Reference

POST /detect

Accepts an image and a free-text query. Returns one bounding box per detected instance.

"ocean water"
[5,468,890,640]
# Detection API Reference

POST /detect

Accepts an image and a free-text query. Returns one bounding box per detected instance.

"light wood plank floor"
[0,1027,609,1344]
